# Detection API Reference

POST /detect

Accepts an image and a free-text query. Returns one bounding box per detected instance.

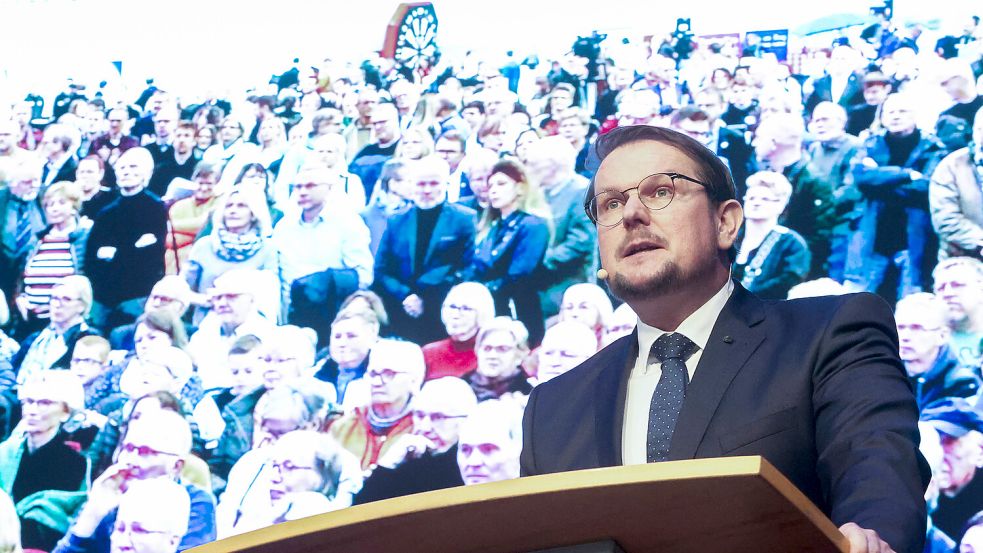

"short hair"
[370,339,426,385]
[811,101,848,123]
[42,181,83,212]
[338,290,389,327]
[136,308,188,350]
[212,187,273,236]
[255,382,329,429]
[75,335,111,362]
[435,129,467,152]
[78,154,105,173]
[116,478,191,539]
[43,123,76,153]
[459,398,523,451]
[114,147,155,182]
[745,171,794,204]
[556,107,592,127]
[55,275,93,317]
[477,116,506,141]
[19,370,86,412]
[408,155,450,181]
[269,325,318,370]
[476,316,530,355]
[933,257,983,283]
[191,160,223,182]
[670,105,712,126]
[333,303,382,335]
[175,121,196,135]
[551,82,577,98]
[444,282,496,329]
[461,100,485,114]
[896,292,950,325]
[561,283,614,326]
[229,334,263,357]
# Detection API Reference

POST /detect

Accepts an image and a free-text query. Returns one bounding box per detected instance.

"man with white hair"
[56,409,216,553]
[109,276,194,351]
[895,293,980,410]
[83,147,167,330]
[354,376,477,503]
[39,124,79,187]
[457,399,523,485]
[422,282,495,380]
[0,117,31,180]
[110,478,190,553]
[373,155,477,344]
[536,321,598,385]
[0,158,46,300]
[187,269,274,391]
[523,136,596,316]
[848,93,949,299]
[329,339,424,471]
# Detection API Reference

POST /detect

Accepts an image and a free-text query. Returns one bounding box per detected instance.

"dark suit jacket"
[520,284,929,553]
[373,202,477,343]
[804,73,866,115]
[289,268,360,348]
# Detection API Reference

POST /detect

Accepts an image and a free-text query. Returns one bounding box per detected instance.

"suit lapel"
[423,204,450,267]
[594,331,637,467]
[405,209,418,274]
[668,284,767,461]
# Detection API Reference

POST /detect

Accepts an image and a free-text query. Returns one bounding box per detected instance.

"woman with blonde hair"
[463,158,551,346]
[395,125,435,160]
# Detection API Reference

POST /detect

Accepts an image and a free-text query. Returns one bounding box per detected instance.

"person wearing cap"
[930,106,983,264]
[55,409,216,553]
[895,293,980,411]
[0,371,88,549]
[186,269,275,391]
[846,71,893,138]
[921,398,983,541]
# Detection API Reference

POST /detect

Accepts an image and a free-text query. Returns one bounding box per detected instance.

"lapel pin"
[723,336,734,344]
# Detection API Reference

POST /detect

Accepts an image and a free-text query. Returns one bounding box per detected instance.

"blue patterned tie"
[646,332,698,463]
[14,200,32,253]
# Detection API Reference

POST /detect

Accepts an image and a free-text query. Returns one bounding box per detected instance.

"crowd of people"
[0,9,981,553]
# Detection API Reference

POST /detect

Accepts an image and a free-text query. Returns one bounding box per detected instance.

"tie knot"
[648,332,698,364]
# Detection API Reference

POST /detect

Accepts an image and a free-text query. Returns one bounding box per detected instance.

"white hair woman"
[422,282,496,381]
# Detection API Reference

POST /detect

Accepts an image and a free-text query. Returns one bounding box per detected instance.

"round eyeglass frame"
[584,172,709,227]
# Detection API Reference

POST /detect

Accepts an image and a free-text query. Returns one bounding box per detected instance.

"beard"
[608,251,719,303]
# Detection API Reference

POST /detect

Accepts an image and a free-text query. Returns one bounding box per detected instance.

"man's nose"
[621,193,651,227]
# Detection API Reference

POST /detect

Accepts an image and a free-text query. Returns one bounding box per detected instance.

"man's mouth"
[622,240,663,258]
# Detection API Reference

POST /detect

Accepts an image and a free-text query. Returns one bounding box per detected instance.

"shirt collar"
[635,279,734,361]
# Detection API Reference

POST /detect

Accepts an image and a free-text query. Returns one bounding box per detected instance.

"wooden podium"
[192,456,849,553]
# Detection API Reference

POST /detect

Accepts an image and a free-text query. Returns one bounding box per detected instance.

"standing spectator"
[373,156,476,344]
[83,147,167,330]
[524,137,596,318]
[803,44,866,115]
[930,106,983,261]
[463,159,551,345]
[148,122,201,199]
[144,104,178,166]
[0,160,45,303]
[434,130,468,202]
[348,103,402,200]
[361,159,414,256]
[343,88,379,162]
[849,93,948,299]
[555,108,594,178]
[16,182,89,335]
[933,258,983,367]
[464,317,532,402]
[307,133,366,209]
[353,377,477,504]
[422,282,495,381]
[273,164,373,313]
[806,102,864,282]
[751,112,835,278]
[935,59,983,152]
[13,276,97,381]
[457,147,498,215]
[456,399,523,485]
[76,156,117,221]
[846,71,893,139]
[895,293,980,411]
[183,188,278,324]
[88,107,138,168]
[0,117,30,180]
[39,124,79,188]
[733,171,812,300]
[164,162,221,275]
[328,339,422,472]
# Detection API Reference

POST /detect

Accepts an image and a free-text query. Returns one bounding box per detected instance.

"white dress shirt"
[622,280,734,465]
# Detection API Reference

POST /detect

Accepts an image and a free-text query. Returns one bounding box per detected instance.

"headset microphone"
[596,268,608,280]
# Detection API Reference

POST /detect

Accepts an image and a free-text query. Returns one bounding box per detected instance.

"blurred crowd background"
[0,1,982,552]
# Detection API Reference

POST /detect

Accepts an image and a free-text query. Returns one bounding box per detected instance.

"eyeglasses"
[412,411,468,424]
[585,172,709,227]
[367,368,408,383]
[444,303,476,313]
[71,357,104,366]
[271,460,316,473]
[119,442,181,458]
[291,181,329,193]
[49,295,81,305]
[21,398,60,408]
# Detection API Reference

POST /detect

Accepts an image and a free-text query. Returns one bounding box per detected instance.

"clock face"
[394,5,439,71]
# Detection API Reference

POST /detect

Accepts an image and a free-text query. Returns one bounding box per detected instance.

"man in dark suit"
[374,155,477,344]
[520,125,929,553]
[39,123,78,187]
[803,44,866,115]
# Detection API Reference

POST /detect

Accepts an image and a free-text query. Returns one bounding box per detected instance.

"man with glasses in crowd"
[932,258,983,367]
[520,125,930,553]
[348,103,402,200]
[13,276,97,381]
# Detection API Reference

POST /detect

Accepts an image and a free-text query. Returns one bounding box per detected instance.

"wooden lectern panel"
[193,456,849,553]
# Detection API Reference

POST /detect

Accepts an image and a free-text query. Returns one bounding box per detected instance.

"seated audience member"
[13,275,98,383]
[187,269,275,391]
[933,258,983,367]
[373,156,477,344]
[422,282,495,381]
[119,347,197,409]
[354,377,477,504]
[929,106,983,262]
[921,399,983,541]
[462,159,551,346]
[464,317,533,402]
[315,309,378,405]
[56,409,216,553]
[961,513,983,553]
[192,334,264,445]
[214,383,334,535]
[184,188,278,324]
[895,293,980,410]
[0,489,20,553]
[601,303,637,348]
[222,430,354,536]
[110,478,191,553]
[163,162,222,275]
[535,321,597,385]
[109,275,194,352]
[328,339,423,472]
[16,181,90,337]
[786,278,851,299]
[69,335,119,411]
[457,399,523,486]
[558,283,614,348]
[734,171,811,300]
